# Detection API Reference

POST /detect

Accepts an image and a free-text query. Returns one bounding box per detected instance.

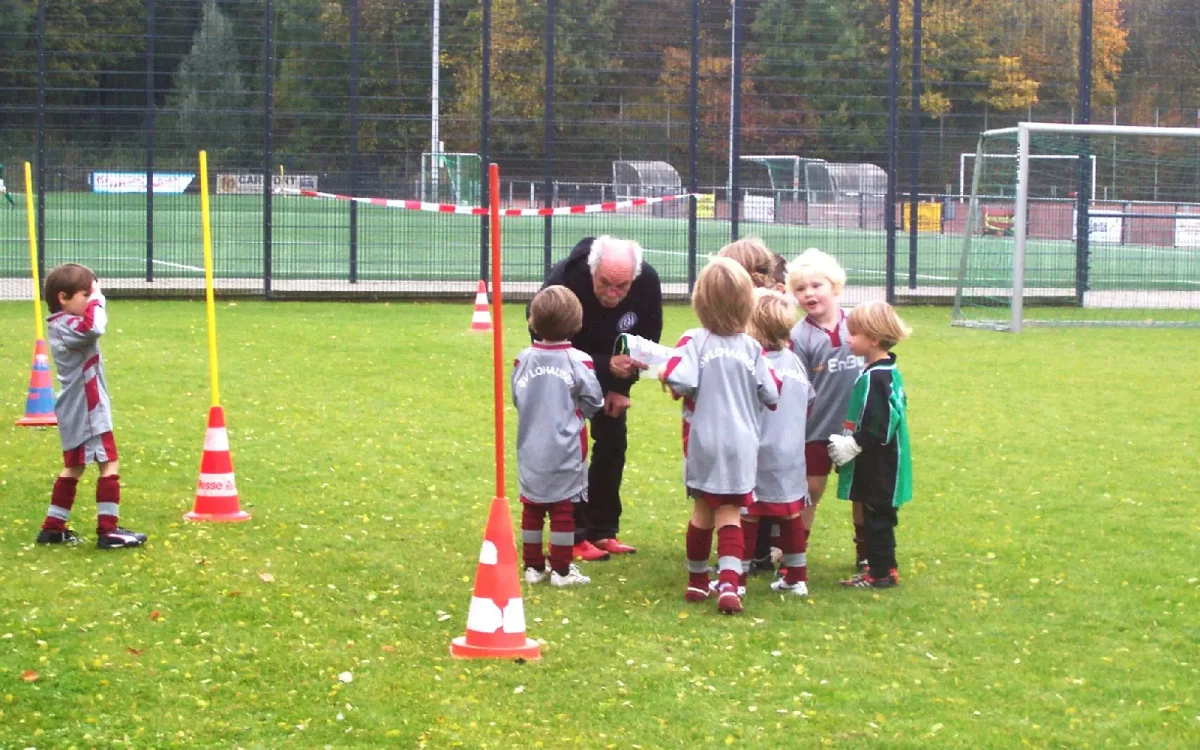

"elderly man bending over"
[532,236,663,561]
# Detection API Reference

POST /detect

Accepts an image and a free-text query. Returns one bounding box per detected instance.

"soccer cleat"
[36,528,82,545]
[770,578,809,597]
[685,585,711,602]
[96,527,147,550]
[573,540,611,562]
[840,569,898,589]
[857,558,870,573]
[593,537,636,555]
[524,565,550,584]
[747,557,774,577]
[709,579,746,598]
[716,584,743,614]
[550,564,591,587]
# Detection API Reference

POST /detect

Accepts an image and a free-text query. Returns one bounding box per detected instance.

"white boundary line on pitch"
[111,257,206,273]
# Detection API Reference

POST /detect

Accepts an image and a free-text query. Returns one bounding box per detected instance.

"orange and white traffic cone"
[184,406,250,522]
[450,495,541,660]
[16,339,57,427]
[468,280,493,333]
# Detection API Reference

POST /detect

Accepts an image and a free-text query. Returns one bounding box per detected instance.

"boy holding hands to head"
[514,285,605,587]
[828,301,913,589]
[37,263,146,549]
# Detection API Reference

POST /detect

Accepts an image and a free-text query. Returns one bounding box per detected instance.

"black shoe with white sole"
[96,527,147,550]
[37,528,82,545]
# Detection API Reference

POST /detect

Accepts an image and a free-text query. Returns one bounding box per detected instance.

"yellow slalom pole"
[198,150,220,408]
[24,162,44,341]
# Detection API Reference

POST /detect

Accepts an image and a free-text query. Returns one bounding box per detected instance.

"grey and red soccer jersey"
[755,348,815,503]
[790,310,864,443]
[662,329,781,495]
[512,342,605,504]
[46,292,113,452]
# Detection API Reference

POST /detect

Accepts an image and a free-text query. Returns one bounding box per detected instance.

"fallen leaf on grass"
[338,671,353,684]
[381,645,396,653]
[259,572,275,584]
[126,648,144,656]
[148,610,162,621]
[21,670,39,682]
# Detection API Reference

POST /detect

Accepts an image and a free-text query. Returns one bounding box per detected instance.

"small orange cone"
[184,406,250,522]
[16,339,57,427]
[450,495,541,660]
[468,280,493,332]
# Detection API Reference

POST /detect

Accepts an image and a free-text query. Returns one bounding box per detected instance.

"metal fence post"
[885,0,899,303]
[348,0,359,284]
[36,0,46,279]
[479,0,492,283]
[263,0,275,299]
[543,0,555,280]
[1075,0,1093,305]
[907,0,921,290]
[687,0,699,291]
[145,0,155,283]
[729,0,743,242]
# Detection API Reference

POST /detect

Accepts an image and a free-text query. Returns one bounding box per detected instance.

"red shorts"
[63,431,118,468]
[688,488,753,511]
[745,497,808,518]
[805,440,833,478]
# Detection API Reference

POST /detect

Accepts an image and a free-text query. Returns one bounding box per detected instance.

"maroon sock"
[520,504,548,571]
[716,525,744,591]
[783,516,808,585]
[43,477,78,532]
[740,518,759,574]
[686,522,713,589]
[854,521,868,561]
[547,500,575,576]
[96,475,121,534]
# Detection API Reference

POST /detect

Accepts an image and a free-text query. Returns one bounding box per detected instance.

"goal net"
[741,156,825,224]
[420,152,481,205]
[952,123,1200,331]
[612,160,685,218]
[803,162,888,229]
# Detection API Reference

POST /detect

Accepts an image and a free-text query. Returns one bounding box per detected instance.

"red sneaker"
[594,537,637,555]
[716,584,743,614]
[573,540,611,562]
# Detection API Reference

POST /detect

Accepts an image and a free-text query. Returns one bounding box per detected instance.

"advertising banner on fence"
[744,195,775,224]
[1175,217,1200,248]
[92,172,195,194]
[901,201,943,233]
[696,193,715,219]
[217,173,318,195]
[1072,210,1124,243]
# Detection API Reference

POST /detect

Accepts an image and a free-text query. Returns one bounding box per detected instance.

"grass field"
[3,193,1199,293]
[1,300,1198,747]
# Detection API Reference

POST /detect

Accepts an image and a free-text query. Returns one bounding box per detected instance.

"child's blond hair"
[717,237,775,289]
[528,285,584,342]
[748,289,796,351]
[692,257,755,336]
[846,301,911,350]
[786,248,847,296]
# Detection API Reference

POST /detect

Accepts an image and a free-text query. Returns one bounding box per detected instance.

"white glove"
[828,434,862,467]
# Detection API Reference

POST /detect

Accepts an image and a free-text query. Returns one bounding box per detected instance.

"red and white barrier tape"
[280,188,694,217]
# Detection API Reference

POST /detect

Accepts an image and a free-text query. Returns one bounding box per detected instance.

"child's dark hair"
[529,285,584,342]
[770,253,787,287]
[44,263,97,314]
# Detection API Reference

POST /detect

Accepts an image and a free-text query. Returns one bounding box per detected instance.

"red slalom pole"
[489,163,505,501]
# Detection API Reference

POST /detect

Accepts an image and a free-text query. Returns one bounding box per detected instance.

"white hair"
[587,235,644,279]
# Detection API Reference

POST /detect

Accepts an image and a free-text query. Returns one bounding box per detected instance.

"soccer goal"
[952,123,1200,331]
[611,160,685,218]
[420,152,481,205]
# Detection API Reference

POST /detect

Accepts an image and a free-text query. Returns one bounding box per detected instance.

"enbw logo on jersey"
[617,312,638,332]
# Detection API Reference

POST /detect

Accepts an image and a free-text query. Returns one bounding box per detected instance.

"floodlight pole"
[729,0,743,241]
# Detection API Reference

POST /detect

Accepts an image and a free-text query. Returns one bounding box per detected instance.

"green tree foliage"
[168,0,249,161]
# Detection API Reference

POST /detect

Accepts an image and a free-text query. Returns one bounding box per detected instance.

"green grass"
[1,301,1198,748]
[4,193,1198,291]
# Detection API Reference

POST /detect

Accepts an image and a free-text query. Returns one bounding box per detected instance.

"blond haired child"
[37,263,146,549]
[828,302,912,589]
[787,249,867,571]
[741,290,815,597]
[514,285,604,587]
[717,237,775,290]
[659,258,780,614]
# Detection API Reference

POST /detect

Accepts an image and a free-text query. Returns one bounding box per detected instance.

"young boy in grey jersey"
[788,249,866,571]
[514,286,604,587]
[37,264,147,549]
[660,258,780,614]
[739,291,815,597]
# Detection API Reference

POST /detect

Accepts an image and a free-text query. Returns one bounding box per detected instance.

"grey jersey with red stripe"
[756,348,815,502]
[790,310,864,443]
[663,329,780,495]
[47,293,112,451]
[512,342,604,503]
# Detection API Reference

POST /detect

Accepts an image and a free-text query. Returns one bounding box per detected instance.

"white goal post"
[953,122,1200,333]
